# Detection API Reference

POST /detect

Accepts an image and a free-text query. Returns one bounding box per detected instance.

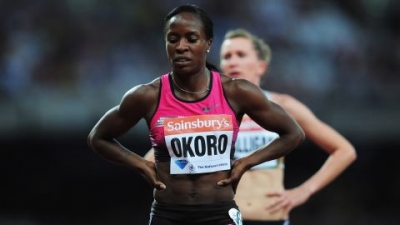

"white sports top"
[234,91,284,170]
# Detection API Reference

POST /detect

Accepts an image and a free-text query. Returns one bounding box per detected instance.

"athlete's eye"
[167,34,179,44]
[169,39,178,44]
[238,52,246,58]
[223,53,231,60]
[168,39,178,44]
[187,36,198,43]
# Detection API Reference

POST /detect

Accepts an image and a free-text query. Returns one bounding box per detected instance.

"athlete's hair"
[164,4,214,41]
[164,4,219,72]
[223,28,272,65]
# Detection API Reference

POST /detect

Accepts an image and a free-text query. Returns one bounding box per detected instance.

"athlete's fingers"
[155,181,166,190]
[217,177,240,193]
[266,197,282,210]
[217,159,246,187]
[269,202,287,213]
[267,197,289,213]
[266,191,283,198]
[217,178,232,186]
[140,160,165,190]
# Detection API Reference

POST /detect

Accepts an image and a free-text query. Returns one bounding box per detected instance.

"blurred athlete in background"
[220,28,357,225]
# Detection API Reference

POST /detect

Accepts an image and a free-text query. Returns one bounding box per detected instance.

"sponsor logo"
[228,208,242,225]
[189,164,195,171]
[175,159,188,169]
[202,103,220,113]
[165,115,231,133]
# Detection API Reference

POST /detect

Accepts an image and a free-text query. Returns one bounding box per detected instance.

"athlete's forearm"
[88,137,147,172]
[298,146,356,195]
[243,132,304,169]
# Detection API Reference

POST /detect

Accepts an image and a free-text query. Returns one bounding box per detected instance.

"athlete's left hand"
[216,158,247,192]
[265,186,312,214]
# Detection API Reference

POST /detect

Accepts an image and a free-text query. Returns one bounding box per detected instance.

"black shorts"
[243,220,290,225]
[149,200,242,225]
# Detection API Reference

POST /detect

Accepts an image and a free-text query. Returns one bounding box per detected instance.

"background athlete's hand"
[140,160,166,190]
[217,159,247,192]
[265,186,311,214]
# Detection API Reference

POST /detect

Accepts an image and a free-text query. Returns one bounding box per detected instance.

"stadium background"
[1,0,399,224]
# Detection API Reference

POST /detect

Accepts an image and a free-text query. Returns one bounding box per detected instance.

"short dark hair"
[164,4,214,41]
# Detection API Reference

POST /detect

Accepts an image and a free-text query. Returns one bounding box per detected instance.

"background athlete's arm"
[266,93,357,213]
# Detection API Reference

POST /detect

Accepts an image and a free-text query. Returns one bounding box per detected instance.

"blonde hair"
[223,28,272,65]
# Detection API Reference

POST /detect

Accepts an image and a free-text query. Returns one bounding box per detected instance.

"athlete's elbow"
[346,144,357,163]
[87,131,102,154]
[87,132,95,150]
[293,127,306,146]
[277,130,304,157]
[285,128,305,154]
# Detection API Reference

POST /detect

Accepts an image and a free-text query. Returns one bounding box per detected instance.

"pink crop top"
[149,71,239,165]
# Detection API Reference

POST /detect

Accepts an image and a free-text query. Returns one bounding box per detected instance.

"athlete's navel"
[189,191,197,198]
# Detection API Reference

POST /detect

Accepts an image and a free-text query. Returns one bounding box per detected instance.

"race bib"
[164,115,233,174]
[235,115,280,169]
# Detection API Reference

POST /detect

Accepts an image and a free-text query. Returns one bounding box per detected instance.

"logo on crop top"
[202,103,220,113]
[155,116,175,127]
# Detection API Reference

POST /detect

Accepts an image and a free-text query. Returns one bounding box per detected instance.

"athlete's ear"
[257,60,267,76]
[207,39,213,52]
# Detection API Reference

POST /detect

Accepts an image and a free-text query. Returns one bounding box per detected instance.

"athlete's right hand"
[140,160,166,190]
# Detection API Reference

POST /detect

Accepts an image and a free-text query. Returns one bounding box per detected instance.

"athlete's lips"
[174,57,191,64]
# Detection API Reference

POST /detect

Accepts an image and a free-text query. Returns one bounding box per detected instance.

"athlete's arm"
[87,84,166,190]
[218,78,305,187]
[267,93,357,213]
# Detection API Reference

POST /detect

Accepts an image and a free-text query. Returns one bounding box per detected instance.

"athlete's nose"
[227,55,240,68]
[176,39,189,53]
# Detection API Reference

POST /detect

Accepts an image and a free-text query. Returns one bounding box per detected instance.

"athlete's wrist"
[299,183,317,197]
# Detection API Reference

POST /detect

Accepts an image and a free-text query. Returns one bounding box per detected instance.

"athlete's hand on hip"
[140,160,166,190]
[216,159,247,192]
[266,186,311,213]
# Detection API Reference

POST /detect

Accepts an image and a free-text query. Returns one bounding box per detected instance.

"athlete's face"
[220,37,266,85]
[165,12,211,75]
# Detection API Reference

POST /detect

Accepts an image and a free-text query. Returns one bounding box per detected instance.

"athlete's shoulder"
[121,76,161,106]
[269,92,314,119]
[269,92,296,104]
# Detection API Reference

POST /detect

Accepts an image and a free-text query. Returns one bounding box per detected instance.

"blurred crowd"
[0,0,399,135]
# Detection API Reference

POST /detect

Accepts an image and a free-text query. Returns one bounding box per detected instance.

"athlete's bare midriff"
[235,168,287,220]
[154,162,235,205]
